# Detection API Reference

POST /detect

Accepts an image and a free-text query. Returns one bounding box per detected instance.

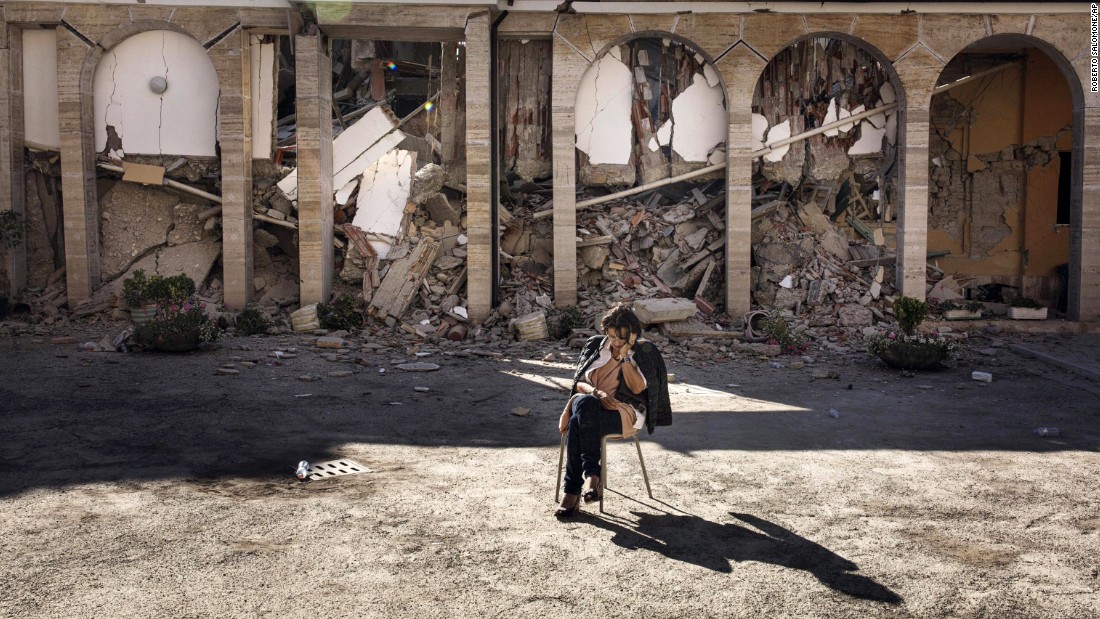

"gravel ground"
[1,327,1098,618]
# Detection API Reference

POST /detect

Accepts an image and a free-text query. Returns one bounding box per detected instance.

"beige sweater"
[559,357,639,438]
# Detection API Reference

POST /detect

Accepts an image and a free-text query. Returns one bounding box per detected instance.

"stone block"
[632,298,698,325]
[838,303,874,327]
[579,245,609,270]
[410,163,445,205]
[773,287,805,310]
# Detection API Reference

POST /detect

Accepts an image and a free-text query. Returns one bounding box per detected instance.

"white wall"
[574,47,634,166]
[250,35,276,159]
[23,29,61,151]
[93,29,219,157]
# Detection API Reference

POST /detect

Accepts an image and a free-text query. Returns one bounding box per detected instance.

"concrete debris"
[632,298,697,325]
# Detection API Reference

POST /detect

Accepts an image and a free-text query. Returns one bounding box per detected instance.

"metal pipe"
[97,163,222,203]
[752,103,898,158]
[932,62,1019,96]
[533,162,725,217]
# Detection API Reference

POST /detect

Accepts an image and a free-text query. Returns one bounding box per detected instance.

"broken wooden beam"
[369,238,441,319]
[751,200,784,220]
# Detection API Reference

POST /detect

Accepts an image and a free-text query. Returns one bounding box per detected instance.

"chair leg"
[634,436,653,499]
[599,434,608,513]
[556,433,566,504]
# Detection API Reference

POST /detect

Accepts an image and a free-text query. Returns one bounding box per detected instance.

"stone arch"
[88,26,220,156]
[761,32,907,110]
[573,30,731,309]
[59,19,253,308]
[926,33,1087,318]
[750,31,908,308]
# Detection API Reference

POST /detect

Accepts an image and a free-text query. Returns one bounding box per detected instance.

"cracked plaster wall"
[928,49,1071,280]
[93,29,219,157]
[575,44,727,168]
[350,149,415,259]
[574,47,634,166]
[23,29,61,151]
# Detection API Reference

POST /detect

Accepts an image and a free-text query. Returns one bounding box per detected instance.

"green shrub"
[121,271,196,308]
[892,296,928,334]
[1009,297,1043,309]
[134,302,219,351]
[550,305,586,339]
[122,270,151,308]
[235,308,271,336]
[760,312,808,355]
[317,294,363,330]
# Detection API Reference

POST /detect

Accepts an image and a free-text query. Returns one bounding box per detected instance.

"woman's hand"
[559,409,570,434]
[617,333,638,361]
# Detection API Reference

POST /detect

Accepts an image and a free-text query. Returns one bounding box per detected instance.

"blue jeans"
[563,395,623,495]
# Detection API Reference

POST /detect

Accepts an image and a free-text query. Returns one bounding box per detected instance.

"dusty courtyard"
[1,326,1098,618]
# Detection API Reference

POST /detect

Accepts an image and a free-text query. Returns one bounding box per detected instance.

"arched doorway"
[751,35,903,317]
[927,35,1081,317]
[570,33,729,315]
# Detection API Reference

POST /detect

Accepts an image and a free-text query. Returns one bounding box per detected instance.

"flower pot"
[147,330,201,353]
[130,305,159,326]
[876,341,948,370]
[943,309,982,320]
[1008,307,1047,320]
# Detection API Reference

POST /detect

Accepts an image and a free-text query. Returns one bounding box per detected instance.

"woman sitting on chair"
[555,303,671,518]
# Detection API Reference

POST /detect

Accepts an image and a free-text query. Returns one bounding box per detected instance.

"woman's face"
[607,327,631,348]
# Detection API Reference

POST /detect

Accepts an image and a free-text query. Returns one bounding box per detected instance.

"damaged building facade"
[1,0,1098,331]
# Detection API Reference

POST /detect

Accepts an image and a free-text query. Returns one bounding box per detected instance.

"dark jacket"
[570,335,672,434]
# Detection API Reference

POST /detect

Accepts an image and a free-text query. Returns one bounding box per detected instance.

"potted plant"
[1008,297,1047,320]
[122,270,159,325]
[134,298,219,352]
[123,271,198,325]
[867,296,956,370]
[941,300,983,320]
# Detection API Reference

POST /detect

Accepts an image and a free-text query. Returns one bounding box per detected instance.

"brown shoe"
[582,476,602,503]
[554,493,581,518]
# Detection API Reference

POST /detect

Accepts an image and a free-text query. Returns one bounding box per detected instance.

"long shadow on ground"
[588,510,903,604]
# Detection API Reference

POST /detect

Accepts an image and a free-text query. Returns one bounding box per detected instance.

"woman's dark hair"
[601,303,642,337]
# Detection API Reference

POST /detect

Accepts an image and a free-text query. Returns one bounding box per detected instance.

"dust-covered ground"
[1,327,1098,618]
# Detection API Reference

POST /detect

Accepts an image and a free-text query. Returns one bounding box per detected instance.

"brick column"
[1077,105,1100,321]
[56,27,99,306]
[897,106,930,301]
[294,33,332,307]
[465,13,492,322]
[209,28,253,309]
[550,35,586,309]
[0,25,27,295]
[717,47,763,322]
[894,46,943,303]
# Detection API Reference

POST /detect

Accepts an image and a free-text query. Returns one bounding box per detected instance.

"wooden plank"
[576,235,614,248]
[369,239,440,319]
[500,39,552,180]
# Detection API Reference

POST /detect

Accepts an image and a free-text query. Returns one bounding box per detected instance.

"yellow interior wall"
[943,64,1023,157]
[1022,51,1072,277]
[928,50,1071,279]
